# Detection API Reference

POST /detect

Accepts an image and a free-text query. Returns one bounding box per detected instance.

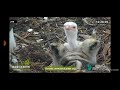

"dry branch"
[14,33,33,44]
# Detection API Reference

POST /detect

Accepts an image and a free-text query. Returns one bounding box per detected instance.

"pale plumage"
[9,27,18,63]
[63,22,82,51]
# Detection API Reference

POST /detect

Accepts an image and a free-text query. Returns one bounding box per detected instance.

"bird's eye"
[72,26,76,28]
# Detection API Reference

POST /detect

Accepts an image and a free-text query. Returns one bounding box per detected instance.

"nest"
[10,17,111,73]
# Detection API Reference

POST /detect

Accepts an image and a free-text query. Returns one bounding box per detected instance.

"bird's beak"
[64,25,72,30]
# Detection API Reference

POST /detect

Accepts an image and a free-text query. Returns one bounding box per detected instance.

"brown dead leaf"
[102,43,111,57]
[102,42,111,64]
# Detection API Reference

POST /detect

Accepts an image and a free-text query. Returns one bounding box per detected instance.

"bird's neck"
[65,30,78,49]
[65,30,77,43]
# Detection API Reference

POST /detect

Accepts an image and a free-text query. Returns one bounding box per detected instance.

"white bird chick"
[63,22,82,51]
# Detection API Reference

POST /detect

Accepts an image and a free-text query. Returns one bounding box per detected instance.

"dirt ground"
[9,17,111,73]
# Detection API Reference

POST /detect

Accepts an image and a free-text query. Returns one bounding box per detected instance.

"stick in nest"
[14,33,35,44]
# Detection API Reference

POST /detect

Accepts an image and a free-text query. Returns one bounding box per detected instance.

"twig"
[55,35,65,43]
[22,32,31,39]
[14,33,34,44]
[17,32,31,42]
[104,35,109,41]
[42,37,57,43]
[29,35,40,37]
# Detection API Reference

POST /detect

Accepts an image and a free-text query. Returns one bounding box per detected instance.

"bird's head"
[9,21,16,31]
[63,22,77,31]
[63,22,78,41]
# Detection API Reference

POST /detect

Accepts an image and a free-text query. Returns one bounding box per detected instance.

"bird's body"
[64,41,82,51]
